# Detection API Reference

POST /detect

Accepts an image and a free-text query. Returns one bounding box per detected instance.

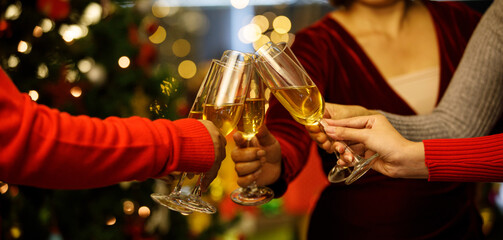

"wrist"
[402,141,428,179]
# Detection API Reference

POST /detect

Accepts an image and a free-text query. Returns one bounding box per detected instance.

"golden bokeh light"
[28,90,39,101]
[270,30,289,44]
[230,0,249,9]
[70,86,82,98]
[172,39,191,58]
[17,41,30,53]
[33,26,43,38]
[5,3,21,20]
[123,200,135,215]
[138,206,151,218]
[37,64,48,79]
[66,69,79,83]
[78,58,94,73]
[81,2,102,26]
[106,217,116,226]
[0,183,8,194]
[272,15,291,34]
[253,35,271,51]
[152,1,171,18]
[118,56,130,68]
[7,55,19,68]
[252,15,269,33]
[178,60,197,79]
[238,24,262,44]
[40,19,54,33]
[10,226,21,239]
[148,26,167,44]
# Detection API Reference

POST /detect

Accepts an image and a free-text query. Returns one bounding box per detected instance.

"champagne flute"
[150,61,218,215]
[230,67,274,206]
[254,42,379,185]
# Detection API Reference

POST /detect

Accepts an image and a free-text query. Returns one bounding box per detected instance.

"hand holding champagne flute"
[230,67,274,206]
[255,42,379,184]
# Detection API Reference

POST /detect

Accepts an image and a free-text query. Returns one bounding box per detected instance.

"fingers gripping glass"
[230,66,274,206]
[150,61,220,215]
[254,42,379,185]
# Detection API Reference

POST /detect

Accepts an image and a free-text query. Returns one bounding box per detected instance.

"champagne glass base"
[230,186,274,206]
[150,193,193,215]
[328,166,352,183]
[181,196,217,214]
[345,153,379,185]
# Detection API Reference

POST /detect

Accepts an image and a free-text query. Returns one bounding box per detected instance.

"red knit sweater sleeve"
[424,133,503,182]
[0,68,215,189]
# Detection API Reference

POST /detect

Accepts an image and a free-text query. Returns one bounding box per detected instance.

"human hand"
[231,126,282,187]
[198,120,227,192]
[323,115,428,179]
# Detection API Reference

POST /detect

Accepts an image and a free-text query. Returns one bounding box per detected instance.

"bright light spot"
[273,16,291,34]
[106,217,116,226]
[148,26,167,44]
[181,11,208,35]
[178,60,197,79]
[253,35,271,51]
[70,86,82,98]
[270,30,289,44]
[17,41,29,53]
[138,206,151,218]
[152,1,171,18]
[231,0,249,9]
[0,183,8,194]
[81,2,102,26]
[33,26,43,38]
[66,69,79,83]
[40,19,54,33]
[28,90,39,101]
[59,24,86,42]
[5,3,21,20]
[118,56,130,68]
[87,64,106,85]
[123,200,135,215]
[7,55,19,68]
[78,58,94,73]
[10,226,21,239]
[251,15,269,33]
[37,64,49,79]
[239,23,262,44]
[172,39,191,57]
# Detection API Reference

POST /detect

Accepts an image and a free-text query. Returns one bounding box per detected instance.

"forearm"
[383,0,503,141]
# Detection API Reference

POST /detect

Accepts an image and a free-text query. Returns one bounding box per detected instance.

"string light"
[5,2,22,20]
[123,200,135,215]
[28,90,39,101]
[37,64,49,79]
[178,60,197,79]
[118,56,130,68]
[230,0,249,9]
[138,206,151,218]
[70,86,82,98]
[17,41,30,53]
[7,55,19,68]
[172,39,191,57]
[272,15,291,34]
[106,217,116,226]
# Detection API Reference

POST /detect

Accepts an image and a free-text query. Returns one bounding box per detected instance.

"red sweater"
[425,133,503,182]
[0,67,215,189]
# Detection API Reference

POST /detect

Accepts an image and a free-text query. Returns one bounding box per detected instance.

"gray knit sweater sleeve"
[382,0,503,141]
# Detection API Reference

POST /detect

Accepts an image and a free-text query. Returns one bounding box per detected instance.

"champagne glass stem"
[173,172,188,195]
[316,120,353,182]
[190,173,204,197]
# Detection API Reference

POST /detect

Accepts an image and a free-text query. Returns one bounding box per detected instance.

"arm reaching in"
[323,115,428,179]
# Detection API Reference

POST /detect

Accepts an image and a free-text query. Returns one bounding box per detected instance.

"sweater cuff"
[172,118,215,173]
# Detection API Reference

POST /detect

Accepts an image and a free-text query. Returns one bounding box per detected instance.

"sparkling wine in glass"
[255,42,379,185]
[230,68,274,206]
[150,60,219,215]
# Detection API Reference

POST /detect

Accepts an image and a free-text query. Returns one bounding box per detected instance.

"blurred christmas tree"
[0,0,196,239]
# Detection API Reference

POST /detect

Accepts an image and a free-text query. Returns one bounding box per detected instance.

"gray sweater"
[383,0,503,141]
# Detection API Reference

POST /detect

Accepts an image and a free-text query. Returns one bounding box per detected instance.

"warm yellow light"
[252,15,269,33]
[28,90,39,101]
[17,41,29,53]
[5,3,21,20]
[230,0,249,9]
[37,64,49,79]
[239,24,262,44]
[172,39,191,58]
[33,26,43,38]
[138,206,151,218]
[106,217,116,226]
[149,26,167,44]
[10,226,21,238]
[253,35,271,51]
[270,30,289,44]
[70,86,82,98]
[81,2,102,26]
[0,183,8,194]
[40,19,54,33]
[272,16,291,34]
[118,56,130,68]
[123,200,135,215]
[66,70,79,83]
[152,1,171,18]
[78,58,94,73]
[178,60,197,79]
[8,55,19,68]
